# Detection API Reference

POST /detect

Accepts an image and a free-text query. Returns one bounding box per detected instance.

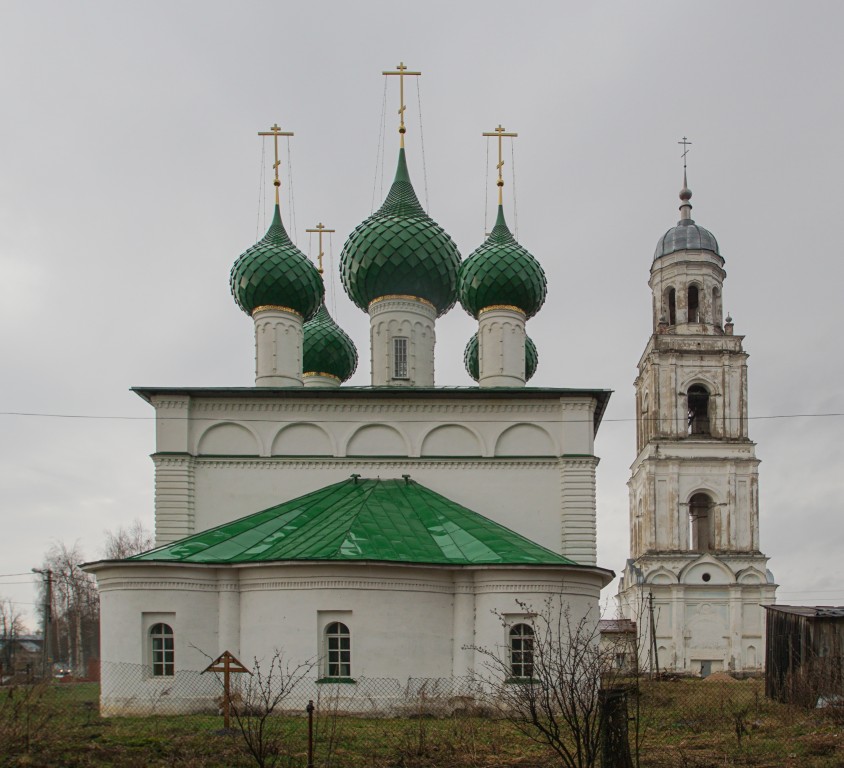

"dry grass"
[0,678,841,767]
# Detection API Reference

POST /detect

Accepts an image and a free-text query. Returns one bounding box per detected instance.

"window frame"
[392,336,409,380]
[323,621,351,680]
[508,622,535,680]
[149,622,175,677]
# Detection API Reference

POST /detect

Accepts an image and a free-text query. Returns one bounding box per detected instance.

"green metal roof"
[130,477,576,566]
[302,302,358,382]
[463,332,538,382]
[458,205,547,319]
[340,149,461,317]
[230,204,324,319]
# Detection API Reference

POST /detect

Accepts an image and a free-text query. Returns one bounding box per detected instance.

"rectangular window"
[393,337,409,379]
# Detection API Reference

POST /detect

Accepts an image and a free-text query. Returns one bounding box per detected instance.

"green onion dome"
[464,332,539,382]
[231,204,324,320]
[340,149,461,317]
[458,206,547,319]
[302,302,358,382]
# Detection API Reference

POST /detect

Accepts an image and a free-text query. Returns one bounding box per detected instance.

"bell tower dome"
[618,155,777,676]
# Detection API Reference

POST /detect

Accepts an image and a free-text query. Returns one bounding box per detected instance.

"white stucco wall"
[92,560,609,714]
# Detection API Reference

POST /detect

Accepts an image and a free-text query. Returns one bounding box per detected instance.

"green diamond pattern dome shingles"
[302,303,358,382]
[654,219,720,260]
[463,332,539,382]
[231,205,324,319]
[129,477,576,566]
[458,206,547,319]
[341,150,461,317]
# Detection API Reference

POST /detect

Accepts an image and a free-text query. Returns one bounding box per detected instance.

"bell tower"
[618,158,777,675]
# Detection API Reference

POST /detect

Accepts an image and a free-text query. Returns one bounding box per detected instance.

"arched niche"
[196,422,260,456]
[737,568,764,585]
[345,424,408,457]
[271,423,334,457]
[681,557,733,586]
[648,568,676,585]
[420,425,483,457]
[494,423,557,457]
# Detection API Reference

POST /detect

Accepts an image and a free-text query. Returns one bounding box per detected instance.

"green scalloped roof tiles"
[463,332,539,382]
[341,150,461,317]
[231,205,324,319]
[458,206,547,319]
[302,303,358,382]
[129,477,575,566]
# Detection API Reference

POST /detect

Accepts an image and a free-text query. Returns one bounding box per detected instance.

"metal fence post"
[306,699,315,768]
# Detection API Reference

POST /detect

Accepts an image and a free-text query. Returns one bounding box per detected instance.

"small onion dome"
[340,149,461,317]
[302,302,358,383]
[654,183,720,260]
[231,204,324,319]
[463,332,539,383]
[458,205,547,319]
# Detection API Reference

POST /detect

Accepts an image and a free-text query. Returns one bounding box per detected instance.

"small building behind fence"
[764,605,844,706]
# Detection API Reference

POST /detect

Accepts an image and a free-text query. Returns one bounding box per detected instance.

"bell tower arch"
[619,165,777,675]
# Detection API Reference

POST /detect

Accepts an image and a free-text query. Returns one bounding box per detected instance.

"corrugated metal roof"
[130,477,579,567]
[764,605,844,618]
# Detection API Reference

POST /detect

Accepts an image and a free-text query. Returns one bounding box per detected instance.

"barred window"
[509,623,534,679]
[393,337,409,379]
[150,623,174,677]
[325,622,351,678]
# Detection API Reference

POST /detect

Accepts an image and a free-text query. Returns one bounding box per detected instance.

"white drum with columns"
[253,306,304,387]
[368,295,436,386]
[478,305,527,387]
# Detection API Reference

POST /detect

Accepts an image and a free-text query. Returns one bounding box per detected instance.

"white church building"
[616,172,778,675]
[87,100,616,712]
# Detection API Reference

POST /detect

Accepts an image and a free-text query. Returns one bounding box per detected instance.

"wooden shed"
[764,605,844,705]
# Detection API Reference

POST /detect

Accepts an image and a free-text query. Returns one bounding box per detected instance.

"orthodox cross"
[678,136,692,170]
[305,222,335,274]
[482,124,518,205]
[382,62,421,147]
[258,123,295,204]
[202,650,251,730]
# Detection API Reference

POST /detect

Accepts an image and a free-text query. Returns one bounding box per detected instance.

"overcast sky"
[1,1,842,629]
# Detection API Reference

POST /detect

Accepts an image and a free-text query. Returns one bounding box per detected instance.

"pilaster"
[153,454,196,546]
[560,458,598,565]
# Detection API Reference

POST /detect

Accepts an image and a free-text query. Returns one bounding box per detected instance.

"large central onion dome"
[303,302,358,383]
[463,331,538,382]
[458,206,547,319]
[340,149,461,317]
[231,205,324,319]
[654,182,720,260]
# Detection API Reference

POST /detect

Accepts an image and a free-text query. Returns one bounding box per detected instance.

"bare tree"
[226,650,315,768]
[472,597,632,768]
[0,597,26,674]
[40,542,99,676]
[102,519,154,559]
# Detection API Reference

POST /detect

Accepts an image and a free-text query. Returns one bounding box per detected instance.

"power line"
[1,410,843,425]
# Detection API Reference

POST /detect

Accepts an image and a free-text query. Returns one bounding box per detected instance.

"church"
[87,70,776,713]
[87,71,616,713]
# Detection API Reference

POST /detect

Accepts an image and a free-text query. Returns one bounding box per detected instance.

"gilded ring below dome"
[478,304,526,317]
[368,294,436,310]
[251,305,303,318]
[302,371,342,382]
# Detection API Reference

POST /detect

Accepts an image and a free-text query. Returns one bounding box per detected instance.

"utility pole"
[648,591,660,677]
[32,568,52,679]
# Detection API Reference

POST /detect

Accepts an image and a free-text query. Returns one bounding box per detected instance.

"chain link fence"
[1,665,842,767]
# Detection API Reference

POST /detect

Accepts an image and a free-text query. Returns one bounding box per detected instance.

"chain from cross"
[482,124,518,205]
[258,123,295,204]
[678,136,692,169]
[382,62,421,147]
[305,222,335,274]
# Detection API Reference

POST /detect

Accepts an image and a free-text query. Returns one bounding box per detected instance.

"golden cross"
[382,62,421,148]
[258,123,295,204]
[482,124,518,205]
[678,136,692,169]
[305,222,335,274]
